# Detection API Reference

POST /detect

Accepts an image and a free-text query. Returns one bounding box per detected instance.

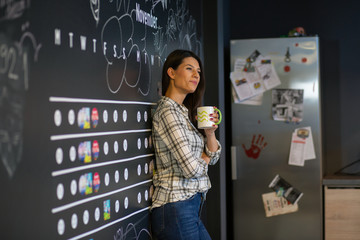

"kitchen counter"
[323,174,360,187]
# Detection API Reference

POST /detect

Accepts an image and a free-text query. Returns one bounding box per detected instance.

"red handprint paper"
[242,134,267,159]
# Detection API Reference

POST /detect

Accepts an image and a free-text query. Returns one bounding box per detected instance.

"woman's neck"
[165,88,186,105]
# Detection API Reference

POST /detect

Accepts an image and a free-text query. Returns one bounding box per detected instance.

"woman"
[151,49,221,240]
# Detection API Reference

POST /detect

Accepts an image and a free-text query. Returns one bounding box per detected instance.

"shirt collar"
[161,96,189,115]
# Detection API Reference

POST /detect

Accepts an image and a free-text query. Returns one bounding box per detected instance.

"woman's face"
[168,57,201,95]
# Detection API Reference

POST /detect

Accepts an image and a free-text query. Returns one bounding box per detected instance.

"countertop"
[323,174,360,187]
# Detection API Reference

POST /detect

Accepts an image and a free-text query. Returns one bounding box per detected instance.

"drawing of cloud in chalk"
[101,14,151,96]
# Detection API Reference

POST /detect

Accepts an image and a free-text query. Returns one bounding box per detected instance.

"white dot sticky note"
[71,213,78,229]
[144,138,148,149]
[124,197,129,209]
[83,210,89,225]
[113,110,118,123]
[115,170,119,183]
[56,148,63,165]
[114,141,119,154]
[94,207,100,221]
[144,111,148,122]
[123,110,127,122]
[68,109,75,125]
[145,163,149,174]
[70,180,77,196]
[145,190,149,201]
[137,138,141,150]
[137,111,141,122]
[137,164,141,176]
[54,110,62,127]
[103,142,109,155]
[69,146,76,162]
[124,168,128,181]
[57,219,65,235]
[103,110,108,123]
[123,139,128,152]
[57,183,64,200]
[137,192,142,203]
[115,200,120,213]
[105,172,110,186]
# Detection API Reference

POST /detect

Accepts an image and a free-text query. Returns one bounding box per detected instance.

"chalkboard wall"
[0,1,203,239]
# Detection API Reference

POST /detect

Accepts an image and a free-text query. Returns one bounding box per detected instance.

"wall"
[202,0,229,239]
[228,0,360,176]
[0,1,203,239]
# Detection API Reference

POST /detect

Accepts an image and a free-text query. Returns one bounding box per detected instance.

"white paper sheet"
[288,131,306,166]
[230,71,255,100]
[256,56,281,89]
[288,126,316,166]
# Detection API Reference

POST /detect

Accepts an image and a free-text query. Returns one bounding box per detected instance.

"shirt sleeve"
[156,106,208,178]
[205,139,222,165]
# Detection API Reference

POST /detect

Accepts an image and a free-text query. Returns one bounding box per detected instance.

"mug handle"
[214,108,222,125]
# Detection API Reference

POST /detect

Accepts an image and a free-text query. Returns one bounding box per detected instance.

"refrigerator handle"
[231,146,237,180]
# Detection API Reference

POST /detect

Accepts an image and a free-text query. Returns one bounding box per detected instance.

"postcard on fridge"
[262,192,298,217]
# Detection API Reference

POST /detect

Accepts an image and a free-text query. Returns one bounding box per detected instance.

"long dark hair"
[162,49,205,125]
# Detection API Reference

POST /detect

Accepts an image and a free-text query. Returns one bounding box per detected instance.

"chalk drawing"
[0,28,41,178]
[95,0,201,96]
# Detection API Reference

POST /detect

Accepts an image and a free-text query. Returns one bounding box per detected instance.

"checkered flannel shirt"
[151,96,221,209]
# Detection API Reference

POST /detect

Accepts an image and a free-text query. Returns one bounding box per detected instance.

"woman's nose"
[193,70,199,78]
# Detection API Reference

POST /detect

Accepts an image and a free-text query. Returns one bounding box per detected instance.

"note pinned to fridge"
[230,50,281,104]
[230,70,264,101]
[256,58,281,90]
[288,126,316,166]
[262,192,298,217]
[231,84,264,105]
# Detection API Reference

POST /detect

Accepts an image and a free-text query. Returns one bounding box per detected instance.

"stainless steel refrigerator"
[230,37,322,240]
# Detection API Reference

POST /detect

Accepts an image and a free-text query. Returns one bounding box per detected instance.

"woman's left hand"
[195,107,220,153]
[204,111,219,136]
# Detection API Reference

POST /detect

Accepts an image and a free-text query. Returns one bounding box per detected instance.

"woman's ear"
[167,67,175,79]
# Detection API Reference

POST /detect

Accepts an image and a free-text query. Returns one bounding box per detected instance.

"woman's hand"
[195,106,220,153]
[201,152,210,164]
[195,107,219,137]
[204,108,219,137]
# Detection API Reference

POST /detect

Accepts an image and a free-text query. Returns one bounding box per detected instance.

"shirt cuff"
[205,139,221,159]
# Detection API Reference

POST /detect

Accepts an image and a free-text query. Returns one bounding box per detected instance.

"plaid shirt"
[151,96,221,209]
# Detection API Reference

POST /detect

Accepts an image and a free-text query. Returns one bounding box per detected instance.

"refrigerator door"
[230,37,322,240]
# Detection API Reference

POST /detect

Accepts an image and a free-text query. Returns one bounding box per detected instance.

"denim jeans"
[151,193,211,240]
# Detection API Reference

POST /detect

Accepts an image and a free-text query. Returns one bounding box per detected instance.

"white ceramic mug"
[197,106,222,129]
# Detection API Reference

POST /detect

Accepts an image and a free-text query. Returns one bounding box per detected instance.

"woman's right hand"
[201,152,210,164]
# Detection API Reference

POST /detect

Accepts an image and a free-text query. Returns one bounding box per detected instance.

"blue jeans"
[151,193,211,240]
